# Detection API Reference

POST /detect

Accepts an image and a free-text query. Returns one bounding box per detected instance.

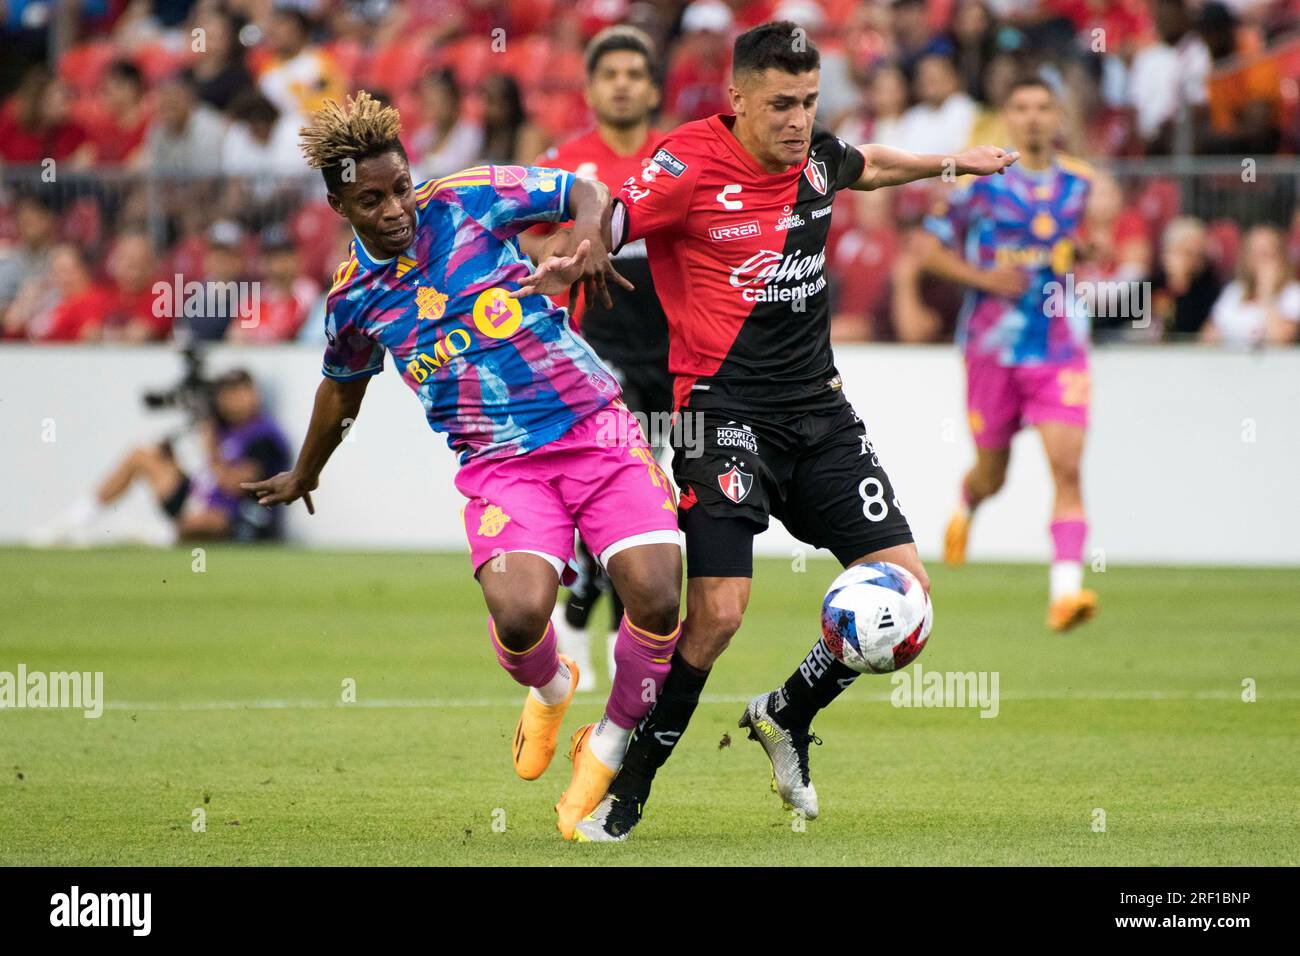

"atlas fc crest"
[717,465,754,504]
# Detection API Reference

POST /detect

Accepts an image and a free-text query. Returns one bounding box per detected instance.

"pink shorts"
[455,403,680,581]
[965,357,1090,450]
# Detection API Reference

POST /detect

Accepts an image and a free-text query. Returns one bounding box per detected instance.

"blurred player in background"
[242,93,682,838]
[553,21,1016,842]
[521,26,673,693]
[921,77,1098,632]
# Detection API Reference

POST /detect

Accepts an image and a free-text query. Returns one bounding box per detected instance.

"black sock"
[610,651,710,802]
[564,544,603,628]
[769,638,858,731]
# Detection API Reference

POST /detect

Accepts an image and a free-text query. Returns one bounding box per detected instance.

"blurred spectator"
[256,6,346,124]
[1150,216,1222,339]
[480,74,548,165]
[1196,2,1282,154]
[899,54,977,154]
[408,69,484,180]
[891,0,956,81]
[0,192,56,315]
[33,369,291,547]
[836,62,909,148]
[145,70,226,175]
[830,189,900,341]
[949,0,999,102]
[0,66,92,166]
[965,50,1017,147]
[221,89,302,175]
[180,219,252,342]
[1205,224,1300,347]
[3,243,116,342]
[87,61,151,168]
[1128,0,1210,154]
[100,230,171,342]
[662,0,735,127]
[228,228,319,342]
[1080,170,1154,338]
[191,9,255,113]
[1079,170,1152,284]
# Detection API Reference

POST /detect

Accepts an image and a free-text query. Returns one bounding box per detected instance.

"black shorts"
[673,396,915,576]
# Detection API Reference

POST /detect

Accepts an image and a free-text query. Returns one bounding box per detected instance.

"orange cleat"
[1047,589,1099,632]
[512,655,579,781]
[943,508,970,566]
[555,723,617,840]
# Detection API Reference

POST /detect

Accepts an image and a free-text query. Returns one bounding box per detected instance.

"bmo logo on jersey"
[729,248,828,303]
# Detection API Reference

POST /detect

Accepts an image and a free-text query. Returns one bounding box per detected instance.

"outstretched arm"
[518,177,633,307]
[241,376,370,513]
[852,144,1019,191]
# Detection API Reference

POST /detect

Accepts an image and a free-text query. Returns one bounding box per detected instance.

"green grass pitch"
[2,547,1297,866]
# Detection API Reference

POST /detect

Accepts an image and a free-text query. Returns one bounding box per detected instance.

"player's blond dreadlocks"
[299,90,407,194]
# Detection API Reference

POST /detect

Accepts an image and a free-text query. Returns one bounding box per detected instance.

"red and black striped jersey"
[612,114,865,411]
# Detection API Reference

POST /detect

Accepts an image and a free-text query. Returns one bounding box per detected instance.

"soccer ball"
[820,562,933,674]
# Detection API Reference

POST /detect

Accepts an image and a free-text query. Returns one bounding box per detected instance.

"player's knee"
[491,605,553,653]
[623,587,680,637]
[697,598,745,647]
[1052,460,1081,491]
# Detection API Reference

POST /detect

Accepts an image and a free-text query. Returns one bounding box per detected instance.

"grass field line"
[88,688,1297,713]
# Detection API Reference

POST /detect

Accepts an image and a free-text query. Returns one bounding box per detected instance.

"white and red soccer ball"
[821,562,933,674]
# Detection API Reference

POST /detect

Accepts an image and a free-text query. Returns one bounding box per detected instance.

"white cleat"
[551,606,596,692]
[738,693,821,820]
[573,792,641,843]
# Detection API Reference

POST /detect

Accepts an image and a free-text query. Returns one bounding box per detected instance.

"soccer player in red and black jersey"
[520,26,674,693]
[546,21,1017,841]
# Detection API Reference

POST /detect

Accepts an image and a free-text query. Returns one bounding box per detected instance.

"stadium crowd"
[0,0,1297,346]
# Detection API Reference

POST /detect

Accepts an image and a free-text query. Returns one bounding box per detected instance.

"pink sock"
[1050,518,1087,563]
[605,615,681,729]
[489,618,560,688]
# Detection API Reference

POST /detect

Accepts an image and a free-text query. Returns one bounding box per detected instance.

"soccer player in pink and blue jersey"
[921,77,1097,631]
[242,92,681,837]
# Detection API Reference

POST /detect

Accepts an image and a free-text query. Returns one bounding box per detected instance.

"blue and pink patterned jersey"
[924,158,1093,366]
[321,164,620,462]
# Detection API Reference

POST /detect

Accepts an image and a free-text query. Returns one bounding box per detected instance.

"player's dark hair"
[733,20,820,79]
[1005,75,1055,100]
[299,90,408,196]
[585,25,658,79]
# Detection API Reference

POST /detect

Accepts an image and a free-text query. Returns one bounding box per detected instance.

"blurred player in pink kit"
[242,92,681,837]
[922,77,1098,631]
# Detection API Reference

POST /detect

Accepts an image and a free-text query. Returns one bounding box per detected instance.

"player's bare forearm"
[566,176,614,249]
[241,376,369,513]
[512,177,633,307]
[853,144,1019,191]
[919,232,1030,299]
[293,377,368,482]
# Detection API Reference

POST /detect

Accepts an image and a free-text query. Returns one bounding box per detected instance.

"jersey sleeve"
[923,183,979,248]
[830,136,868,191]
[523,148,564,238]
[321,293,385,381]
[611,141,698,252]
[436,164,574,239]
